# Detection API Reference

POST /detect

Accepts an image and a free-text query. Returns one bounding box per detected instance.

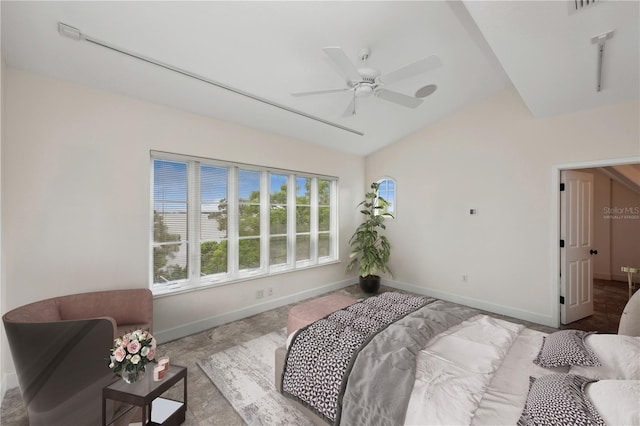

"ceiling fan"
[292,47,442,117]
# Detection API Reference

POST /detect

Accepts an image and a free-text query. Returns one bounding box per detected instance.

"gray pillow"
[518,374,604,426]
[534,330,600,368]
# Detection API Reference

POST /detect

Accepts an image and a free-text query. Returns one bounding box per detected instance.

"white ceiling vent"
[568,0,599,15]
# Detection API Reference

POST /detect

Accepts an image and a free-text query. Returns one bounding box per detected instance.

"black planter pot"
[359,275,381,294]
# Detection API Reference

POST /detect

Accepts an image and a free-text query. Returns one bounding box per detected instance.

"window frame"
[150,151,339,296]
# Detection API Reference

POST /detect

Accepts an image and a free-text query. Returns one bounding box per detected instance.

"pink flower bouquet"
[108,329,157,382]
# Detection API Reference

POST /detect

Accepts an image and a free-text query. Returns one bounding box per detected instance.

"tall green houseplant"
[347,182,393,293]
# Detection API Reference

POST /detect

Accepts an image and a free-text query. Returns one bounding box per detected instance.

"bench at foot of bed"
[286,293,357,335]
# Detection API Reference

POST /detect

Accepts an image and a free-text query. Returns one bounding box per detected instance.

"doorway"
[560,278,635,333]
[559,170,596,325]
[552,157,640,331]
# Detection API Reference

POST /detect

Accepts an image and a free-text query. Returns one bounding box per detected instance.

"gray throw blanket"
[281,292,432,423]
[281,293,478,425]
[340,299,478,425]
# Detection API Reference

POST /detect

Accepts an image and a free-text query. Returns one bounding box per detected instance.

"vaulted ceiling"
[2,1,638,156]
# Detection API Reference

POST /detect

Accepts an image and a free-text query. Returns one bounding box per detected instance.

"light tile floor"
[1,284,562,426]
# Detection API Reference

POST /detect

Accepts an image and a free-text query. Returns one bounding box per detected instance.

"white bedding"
[472,327,569,425]
[569,334,640,380]
[586,380,640,425]
[285,306,640,425]
[404,315,568,426]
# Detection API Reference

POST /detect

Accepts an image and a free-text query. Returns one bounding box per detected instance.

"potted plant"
[346,182,394,293]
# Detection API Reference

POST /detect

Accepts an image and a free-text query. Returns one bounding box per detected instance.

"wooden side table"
[102,365,187,426]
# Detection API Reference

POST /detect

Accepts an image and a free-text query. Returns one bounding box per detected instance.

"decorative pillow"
[569,334,640,379]
[534,330,600,368]
[517,374,604,426]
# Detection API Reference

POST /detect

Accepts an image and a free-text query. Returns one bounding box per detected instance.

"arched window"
[375,177,396,218]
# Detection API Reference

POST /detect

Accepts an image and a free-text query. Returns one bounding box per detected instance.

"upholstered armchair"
[2,289,153,426]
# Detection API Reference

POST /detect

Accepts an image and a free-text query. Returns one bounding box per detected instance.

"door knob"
[590,249,598,255]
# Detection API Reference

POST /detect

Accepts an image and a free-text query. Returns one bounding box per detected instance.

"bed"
[275,292,640,426]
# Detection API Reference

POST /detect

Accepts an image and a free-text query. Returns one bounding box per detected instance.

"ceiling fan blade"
[291,88,350,97]
[342,96,357,117]
[323,47,362,83]
[376,89,423,108]
[381,55,442,86]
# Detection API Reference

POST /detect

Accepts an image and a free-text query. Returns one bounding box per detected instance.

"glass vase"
[121,368,145,384]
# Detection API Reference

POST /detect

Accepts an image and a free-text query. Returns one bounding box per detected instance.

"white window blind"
[152,160,189,284]
[199,164,228,277]
[269,173,288,267]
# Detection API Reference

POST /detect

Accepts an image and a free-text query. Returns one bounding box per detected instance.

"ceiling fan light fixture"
[355,85,374,97]
[415,84,437,98]
[295,47,442,115]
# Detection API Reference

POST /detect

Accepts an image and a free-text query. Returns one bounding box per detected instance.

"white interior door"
[560,170,595,324]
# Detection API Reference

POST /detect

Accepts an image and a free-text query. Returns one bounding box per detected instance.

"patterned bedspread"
[280,292,433,424]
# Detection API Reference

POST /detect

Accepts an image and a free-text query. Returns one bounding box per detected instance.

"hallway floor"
[560,278,637,334]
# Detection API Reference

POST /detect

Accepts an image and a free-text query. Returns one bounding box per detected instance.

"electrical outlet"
[256,289,264,299]
[266,287,273,297]
[462,275,469,282]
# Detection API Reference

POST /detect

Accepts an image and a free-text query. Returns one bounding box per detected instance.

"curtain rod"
[57,22,364,137]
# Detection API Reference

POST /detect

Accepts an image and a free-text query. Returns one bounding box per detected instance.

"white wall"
[3,66,638,388]
[367,87,639,326]
[2,67,364,382]
[610,179,640,281]
[586,168,640,283]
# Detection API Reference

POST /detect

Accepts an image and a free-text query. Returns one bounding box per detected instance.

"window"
[375,177,396,217]
[269,173,288,267]
[296,176,312,263]
[151,152,338,294]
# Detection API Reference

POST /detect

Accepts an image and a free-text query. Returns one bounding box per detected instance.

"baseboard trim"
[611,273,638,284]
[383,279,556,328]
[594,272,612,281]
[595,273,639,284]
[154,279,355,343]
